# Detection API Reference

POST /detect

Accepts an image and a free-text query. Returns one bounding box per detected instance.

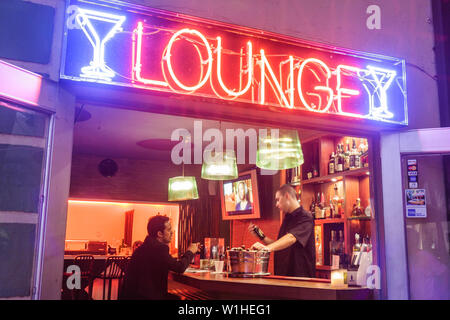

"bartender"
[250,184,315,277]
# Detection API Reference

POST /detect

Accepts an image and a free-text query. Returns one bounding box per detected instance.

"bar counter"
[171,270,373,300]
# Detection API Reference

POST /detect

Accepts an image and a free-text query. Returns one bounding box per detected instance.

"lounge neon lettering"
[297,58,333,113]
[73,9,400,121]
[164,29,213,92]
[336,65,362,116]
[259,50,294,108]
[133,22,168,86]
[216,37,253,97]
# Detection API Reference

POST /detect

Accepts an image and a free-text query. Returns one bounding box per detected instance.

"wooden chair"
[101,256,127,300]
[62,255,94,300]
[117,256,131,299]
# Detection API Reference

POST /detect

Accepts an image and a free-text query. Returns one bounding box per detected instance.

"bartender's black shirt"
[274,206,315,277]
[119,236,193,300]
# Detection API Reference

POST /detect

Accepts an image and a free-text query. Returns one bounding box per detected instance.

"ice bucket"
[227,249,270,275]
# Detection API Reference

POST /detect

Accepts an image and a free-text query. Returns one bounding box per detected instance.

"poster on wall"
[405,189,427,218]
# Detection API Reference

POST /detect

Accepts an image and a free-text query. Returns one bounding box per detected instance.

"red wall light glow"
[0,60,42,106]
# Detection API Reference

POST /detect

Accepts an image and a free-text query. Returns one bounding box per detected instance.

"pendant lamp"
[201,150,238,180]
[168,164,198,201]
[256,129,304,170]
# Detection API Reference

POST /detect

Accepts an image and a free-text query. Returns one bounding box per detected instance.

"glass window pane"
[0,101,50,299]
[403,154,450,300]
[0,145,44,213]
[0,102,46,137]
[0,223,36,298]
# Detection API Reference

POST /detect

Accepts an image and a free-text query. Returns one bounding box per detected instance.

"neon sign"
[61,0,407,125]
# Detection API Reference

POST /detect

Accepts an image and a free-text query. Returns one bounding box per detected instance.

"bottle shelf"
[314,218,345,225]
[301,167,370,185]
[284,135,372,278]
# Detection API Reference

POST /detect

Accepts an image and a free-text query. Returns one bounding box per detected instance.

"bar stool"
[101,256,127,300]
[63,255,94,300]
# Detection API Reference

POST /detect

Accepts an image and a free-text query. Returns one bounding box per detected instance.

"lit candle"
[331,269,346,287]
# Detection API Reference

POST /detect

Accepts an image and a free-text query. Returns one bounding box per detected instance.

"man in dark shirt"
[250,184,315,277]
[119,215,199,299]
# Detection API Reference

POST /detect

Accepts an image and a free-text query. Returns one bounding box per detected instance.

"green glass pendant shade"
[256,129,304,170]
[168,176,199,201]
[201,150,238,180]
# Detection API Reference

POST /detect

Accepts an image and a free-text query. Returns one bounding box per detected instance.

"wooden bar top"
[171,270,373,300]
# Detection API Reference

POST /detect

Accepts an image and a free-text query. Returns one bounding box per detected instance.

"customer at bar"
[249,184,315,277]
[119,215,199,299]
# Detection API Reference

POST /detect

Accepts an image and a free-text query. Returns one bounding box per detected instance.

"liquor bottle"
[365,235,372,252]
[309,194,316,218]
[329,195,334,218]
[315,192,323,219]
[364,199,372,217]
[328,152,335,175]
[252,225,266,241]
[349,140,355,169]
[359,140,369,168]
[352,139,361,169]
[350,233,362,267]
[315,232,323,266]
[320,192,325,209]
[329,230,339,266]
[336,144,344,172]
[334,145,340,171]
[321,192,330,219]
[338,230,346,267]
[344,142,350,171]
[349,139,356,169]
[351,198,363,217]
[332,184,340,218]
[296,188,302,204]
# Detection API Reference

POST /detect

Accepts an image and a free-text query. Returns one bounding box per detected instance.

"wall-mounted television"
[220,169,261,220]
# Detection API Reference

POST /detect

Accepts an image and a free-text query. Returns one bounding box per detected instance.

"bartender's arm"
[251,233,296,252]
[248,223,278,246]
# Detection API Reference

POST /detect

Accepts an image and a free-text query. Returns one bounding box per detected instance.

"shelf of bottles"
[285,136,373,277]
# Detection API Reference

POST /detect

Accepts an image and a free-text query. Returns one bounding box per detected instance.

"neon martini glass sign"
[62,1,407,125]
[75,8,125,81]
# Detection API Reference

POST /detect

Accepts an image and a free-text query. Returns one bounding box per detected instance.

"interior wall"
[131,203,179,254]
[65,200,179,254]
[65,201,127,247]
[70,154,181,203]
[230,172,282,274]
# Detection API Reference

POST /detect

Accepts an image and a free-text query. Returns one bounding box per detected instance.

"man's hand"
[250,242,271,252]
[187,242,200,254]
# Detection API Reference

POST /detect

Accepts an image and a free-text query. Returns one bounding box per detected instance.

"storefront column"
[34,81,76,299]
[380,132,409,300]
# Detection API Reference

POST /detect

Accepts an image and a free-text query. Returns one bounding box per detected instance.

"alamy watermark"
[366,5,381,30]
[65,265,82,290]
[170,120,280,175]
